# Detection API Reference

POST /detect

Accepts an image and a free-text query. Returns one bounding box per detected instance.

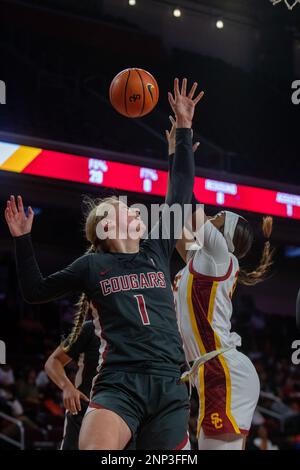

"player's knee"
[79,436,115,450]
[79,442,99,450]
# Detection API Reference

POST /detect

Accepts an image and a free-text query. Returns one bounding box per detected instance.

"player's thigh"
[198,429,245,450]
[228,350,260,431]
[79,408,132,450]
[137,392,190,450]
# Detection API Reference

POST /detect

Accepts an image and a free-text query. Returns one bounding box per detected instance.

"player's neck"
[107,238,139,254]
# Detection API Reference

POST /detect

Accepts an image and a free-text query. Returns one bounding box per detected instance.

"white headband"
[223,211,243,253]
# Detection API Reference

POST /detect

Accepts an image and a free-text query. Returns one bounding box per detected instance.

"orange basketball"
[109,68,159,118]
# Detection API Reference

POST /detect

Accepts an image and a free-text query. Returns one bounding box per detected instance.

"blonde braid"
[62,245,95,352]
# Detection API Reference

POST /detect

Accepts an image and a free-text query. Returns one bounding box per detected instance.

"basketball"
[109,68,159,118]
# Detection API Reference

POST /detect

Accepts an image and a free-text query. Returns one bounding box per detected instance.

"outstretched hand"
[4,195,34,237]
[166,115,200,156]
[168,78,204,128]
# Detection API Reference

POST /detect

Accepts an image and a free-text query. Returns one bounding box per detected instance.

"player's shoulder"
[81,251,112,267]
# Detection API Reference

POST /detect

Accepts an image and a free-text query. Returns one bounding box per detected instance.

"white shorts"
[195,348,260,437]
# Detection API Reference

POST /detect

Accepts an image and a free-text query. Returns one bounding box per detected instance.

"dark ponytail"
[238,216,274,286]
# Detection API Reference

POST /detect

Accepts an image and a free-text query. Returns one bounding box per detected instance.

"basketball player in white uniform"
[166,116,273,450]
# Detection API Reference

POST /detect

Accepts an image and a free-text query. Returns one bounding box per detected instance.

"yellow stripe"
[186,274,206,355]
[187,276,239,436]
[187,277,219,437]
[214,330,240,433]
[1,146,41,172]
[207,281,219,325]
[196,364,205,437]
[207,281,240,434]
[217,353,240,434]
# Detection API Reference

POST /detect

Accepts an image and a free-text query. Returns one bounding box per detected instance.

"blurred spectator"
[0,365,15,387]
[36,370,50,390]
[253,425,279,450]
[16,369,42,407]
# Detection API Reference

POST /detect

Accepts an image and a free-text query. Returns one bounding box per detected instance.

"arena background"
[0,0,300,450]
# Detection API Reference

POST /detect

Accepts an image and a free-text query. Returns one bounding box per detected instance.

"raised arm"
[5,195,88,303]
[145,78,204,259]
[166,117,230,267]
[166,116,207,262]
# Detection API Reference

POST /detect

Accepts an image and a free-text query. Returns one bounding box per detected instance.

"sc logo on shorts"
[0,80,6,104]
[211,412,223,429]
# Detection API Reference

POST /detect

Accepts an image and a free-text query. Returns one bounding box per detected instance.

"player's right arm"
[45,346,89,415]
[5,195,88,303]
[166,118,230,269]
[144,79,203,261]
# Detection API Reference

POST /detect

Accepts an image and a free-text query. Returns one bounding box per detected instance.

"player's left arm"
[45,325,92,414]
[5,195,89,304]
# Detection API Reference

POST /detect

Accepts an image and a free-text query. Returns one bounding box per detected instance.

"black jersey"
[63,320,100,397]
[14,128,194,377]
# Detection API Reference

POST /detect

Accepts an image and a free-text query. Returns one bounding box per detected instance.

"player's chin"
[128,223,146,240]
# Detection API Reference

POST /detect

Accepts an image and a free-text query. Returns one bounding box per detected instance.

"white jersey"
[174,221,259,438]
[174,220,241,363]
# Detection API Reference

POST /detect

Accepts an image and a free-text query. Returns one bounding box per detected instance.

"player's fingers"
[80,392,90,403]
[10,195,18,215]
[17,195,24,214]
[174,77,180,97]
[165,130,170,140]
[4,207,11,223]
[69,398,78,415]
[193,90,205,105]
[64,397,70,411]
[181,78,187,97]
[6,202,14,219]
[188,82,198,99]
[75,393,81,412]
[168,93,176,113]
[168,92,175,106]
[5,203,12,218]
[27,206,34,223]
[169,115,176,127]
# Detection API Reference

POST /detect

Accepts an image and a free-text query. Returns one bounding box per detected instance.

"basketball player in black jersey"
[5,78,204,450]
[45,320,99,450]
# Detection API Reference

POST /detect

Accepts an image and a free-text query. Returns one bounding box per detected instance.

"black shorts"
[60,400,88,450]
[89,370,190,450]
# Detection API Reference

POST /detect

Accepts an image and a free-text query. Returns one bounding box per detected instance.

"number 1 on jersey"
[134,294,151,325]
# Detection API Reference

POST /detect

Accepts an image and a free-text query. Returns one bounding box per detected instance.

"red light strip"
[1,143,300,219]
